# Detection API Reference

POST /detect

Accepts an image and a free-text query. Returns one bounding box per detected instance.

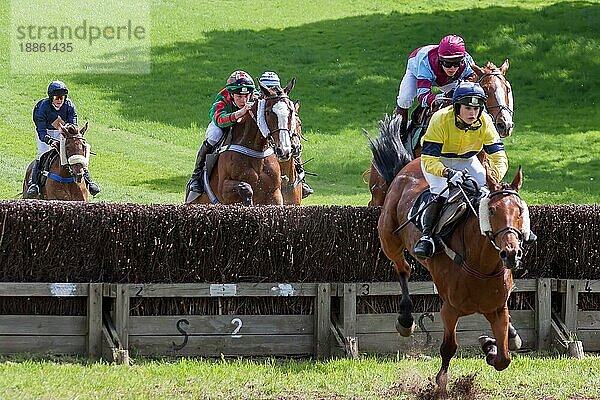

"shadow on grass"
[73,2,599,201]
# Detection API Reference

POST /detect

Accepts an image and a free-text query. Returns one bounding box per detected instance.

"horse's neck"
[49,153,70,177]
[231,120,269,151]
[455,216,503,273]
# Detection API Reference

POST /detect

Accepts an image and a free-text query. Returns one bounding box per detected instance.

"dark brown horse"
[23,123,90,201]
[374,132,527,395]
[280,102,303,205]
[187,79,296,206]
[367,59,514,206]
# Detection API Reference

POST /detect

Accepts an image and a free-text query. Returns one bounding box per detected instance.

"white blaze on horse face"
[494,77,513,133]
[272,100,292,154]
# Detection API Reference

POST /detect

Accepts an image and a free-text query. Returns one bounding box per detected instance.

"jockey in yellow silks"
[413,81,508,259]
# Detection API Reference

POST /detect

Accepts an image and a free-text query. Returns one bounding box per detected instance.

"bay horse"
[366,59,514,206]
[374,128,528,395]
[187,79,296,206]
[23,123,90,201]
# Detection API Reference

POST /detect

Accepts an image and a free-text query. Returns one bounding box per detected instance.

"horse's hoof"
[395,319,415,337]
[509,334,522,351]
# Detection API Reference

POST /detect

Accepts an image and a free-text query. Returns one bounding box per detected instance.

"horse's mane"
[484,62,500,72]
[365,114,412,185]
[62,124,80,136]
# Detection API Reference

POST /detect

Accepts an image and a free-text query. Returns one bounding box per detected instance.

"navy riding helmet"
[47,80,69,98]
[452,81,487,128]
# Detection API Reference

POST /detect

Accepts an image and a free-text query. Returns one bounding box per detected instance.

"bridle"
[249,94,295,149]
[484,188,524,251]
[478,72,513,125]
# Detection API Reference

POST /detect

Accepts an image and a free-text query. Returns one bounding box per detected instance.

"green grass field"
[0,0,598,205]
[0,354,599,399]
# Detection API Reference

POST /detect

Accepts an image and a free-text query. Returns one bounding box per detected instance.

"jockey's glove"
[445,168,465,186]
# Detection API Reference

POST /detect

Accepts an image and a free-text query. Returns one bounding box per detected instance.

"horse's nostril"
[499,250,507,259]
[497,122,506,131]
[516,249,523,259]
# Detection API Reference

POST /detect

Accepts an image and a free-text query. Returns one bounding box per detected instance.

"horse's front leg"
[435,301,459,398]
[481,307,511,371]
[221,179,254,205]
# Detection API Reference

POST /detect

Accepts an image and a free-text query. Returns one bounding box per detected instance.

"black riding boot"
[393,107,409,136]
[294,157,314,198]
[25,159,41,199]
[83,170,101,196]
[413,197,445,259]
[188,140,214,194]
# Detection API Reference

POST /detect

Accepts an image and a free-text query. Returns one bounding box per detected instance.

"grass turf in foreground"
[0,354,598,399]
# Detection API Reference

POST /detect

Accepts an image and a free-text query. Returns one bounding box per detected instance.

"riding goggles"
[441,59,464,68]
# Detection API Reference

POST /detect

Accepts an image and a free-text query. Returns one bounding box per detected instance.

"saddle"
[408,179,482,240]
[35,150,60,192]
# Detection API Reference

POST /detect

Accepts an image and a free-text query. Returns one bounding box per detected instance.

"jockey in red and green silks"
[187,70,256,195]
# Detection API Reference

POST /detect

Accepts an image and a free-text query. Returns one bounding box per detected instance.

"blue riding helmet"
[452,81,486,107]
[453,81,487,129]
[47,80,68,98]
[259,71,281,88]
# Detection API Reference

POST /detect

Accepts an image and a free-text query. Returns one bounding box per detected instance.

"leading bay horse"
[23,123,91,201]
[374,127,528,396]
[187,79,296,205]
[366,59,514,206]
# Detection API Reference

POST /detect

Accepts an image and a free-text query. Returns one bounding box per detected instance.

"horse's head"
[472,60,514,138]
[59,122,89,183]
[258,78,297,161]
[479,166,529,269]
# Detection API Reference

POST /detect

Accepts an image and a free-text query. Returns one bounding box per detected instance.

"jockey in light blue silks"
[394,34,477,135]
[26,80,100,198]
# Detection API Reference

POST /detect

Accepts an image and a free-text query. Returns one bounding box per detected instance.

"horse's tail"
[364,114,413,186]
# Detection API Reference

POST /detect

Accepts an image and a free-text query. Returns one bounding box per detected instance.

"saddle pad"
[408,188,474,239]
[38,150,59,190]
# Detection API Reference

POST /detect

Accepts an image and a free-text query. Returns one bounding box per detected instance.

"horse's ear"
[294,100,300,113]
[284,77,296,95]
[471,63,485,78]
[259,81,275,97]
[500,59,510,74]
[80,121,89,136]
[510,165,523,191]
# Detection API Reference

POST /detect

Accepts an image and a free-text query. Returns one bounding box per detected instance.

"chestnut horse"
[367,59,514,206]
[279,102,303,205]
[187,79,296,205]
[375,132,528,395]
[23,123,90,201]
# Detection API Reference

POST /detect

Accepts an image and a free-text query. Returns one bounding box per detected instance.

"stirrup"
[413,236,435,258]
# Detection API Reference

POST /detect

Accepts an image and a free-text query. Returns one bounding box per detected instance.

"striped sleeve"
[211,99,236,128]
[416,58,436,108]
[482,119,508,181]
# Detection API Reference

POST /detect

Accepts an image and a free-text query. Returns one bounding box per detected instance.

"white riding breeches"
[421,155,486,197]
[396,68,460,109]
[35,129,61,159]
[205,121,224,146]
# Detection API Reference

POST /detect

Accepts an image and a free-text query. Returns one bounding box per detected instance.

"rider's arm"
[32,102,49,142]
[416,59,437,108]
[482,116,508,182]
[210,98,237,128]
[420,112,447,177]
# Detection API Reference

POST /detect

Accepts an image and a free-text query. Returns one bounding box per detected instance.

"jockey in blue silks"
[26,80,100,198]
